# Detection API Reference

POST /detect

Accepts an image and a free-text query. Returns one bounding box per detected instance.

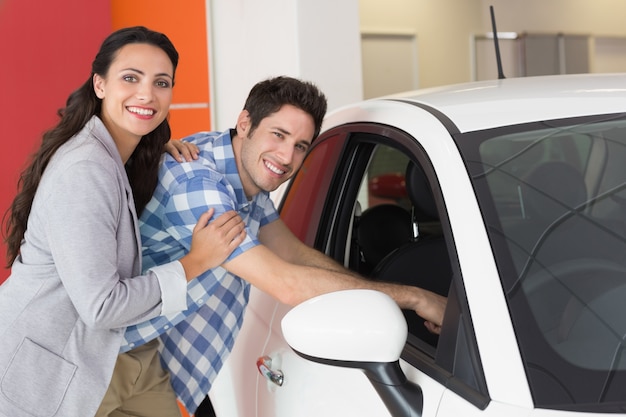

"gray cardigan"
[0,117,184,417]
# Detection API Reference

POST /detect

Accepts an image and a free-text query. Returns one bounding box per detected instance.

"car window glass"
[461,115,626,408]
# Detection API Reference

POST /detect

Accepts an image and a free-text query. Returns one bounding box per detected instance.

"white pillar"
[207,0,363,131]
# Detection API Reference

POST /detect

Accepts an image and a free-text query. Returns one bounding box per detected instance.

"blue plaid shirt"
[122,130,279,413]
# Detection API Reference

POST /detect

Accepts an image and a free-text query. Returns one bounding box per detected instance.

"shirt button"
[129,343,135,348]
[164,325,170,330]
[197,299,204,304]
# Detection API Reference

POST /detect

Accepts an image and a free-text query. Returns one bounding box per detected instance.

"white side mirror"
[281,289,407,363]
[281,289,423,417]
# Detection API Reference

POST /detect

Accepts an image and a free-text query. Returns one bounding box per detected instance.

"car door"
[250,123,488,417]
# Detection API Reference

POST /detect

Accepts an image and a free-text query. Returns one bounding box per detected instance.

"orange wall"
[111,0,212,139]
[0,0,111,282]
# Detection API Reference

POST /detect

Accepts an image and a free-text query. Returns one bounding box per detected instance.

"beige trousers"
[95,339,183,417]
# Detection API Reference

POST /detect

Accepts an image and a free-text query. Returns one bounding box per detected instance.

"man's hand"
[413,289,447,335]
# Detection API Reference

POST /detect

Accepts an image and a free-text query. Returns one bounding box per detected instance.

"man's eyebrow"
[272,126,312,147]
[273,126,291,135]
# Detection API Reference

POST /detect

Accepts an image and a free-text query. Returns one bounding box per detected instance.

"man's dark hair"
[242,76,328,141]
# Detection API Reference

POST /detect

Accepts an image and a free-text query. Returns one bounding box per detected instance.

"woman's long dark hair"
[3,26,179,267]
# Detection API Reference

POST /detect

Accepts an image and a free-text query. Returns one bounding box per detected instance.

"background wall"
[0,0,110,282]
[111,0,212,139]
[480,0,626,34]
[208,0,363,131]
[359,0,483,90]
[358,0,626,92]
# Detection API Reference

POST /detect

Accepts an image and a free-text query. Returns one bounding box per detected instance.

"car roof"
[373,73,626,133]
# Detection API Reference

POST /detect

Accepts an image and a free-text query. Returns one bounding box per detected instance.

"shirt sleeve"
[163,171,259,261]
[147,261,188,315]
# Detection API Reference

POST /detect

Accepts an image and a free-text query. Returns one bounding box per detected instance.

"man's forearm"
[293,248,446,327]
[294,245,356,275]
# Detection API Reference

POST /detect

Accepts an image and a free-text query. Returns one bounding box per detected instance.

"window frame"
[283,122,491,409]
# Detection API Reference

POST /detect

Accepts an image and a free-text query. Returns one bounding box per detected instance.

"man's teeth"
[265,161,285,175]
[128,107,154,116]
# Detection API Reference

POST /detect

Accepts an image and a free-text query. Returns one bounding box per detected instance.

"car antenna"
[490,5,506,79]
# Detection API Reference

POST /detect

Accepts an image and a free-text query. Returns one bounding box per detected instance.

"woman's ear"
[93,74,105,99]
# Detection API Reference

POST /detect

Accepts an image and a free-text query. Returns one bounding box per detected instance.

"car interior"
[348,145,453,348]
[355,159,452,346]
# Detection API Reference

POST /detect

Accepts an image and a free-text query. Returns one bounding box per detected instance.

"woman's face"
[93,43,174,156]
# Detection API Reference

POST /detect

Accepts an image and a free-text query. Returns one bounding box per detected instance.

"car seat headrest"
[357,204,412,268]
[406,162,438,220]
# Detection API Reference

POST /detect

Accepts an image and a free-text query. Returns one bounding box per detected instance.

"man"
[123,76,446,414]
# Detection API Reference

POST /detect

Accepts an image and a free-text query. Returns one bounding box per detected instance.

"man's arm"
[258,219,348,272]
[160,170,445,330]
[223,219,447,330]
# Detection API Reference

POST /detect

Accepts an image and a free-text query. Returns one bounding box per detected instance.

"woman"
[0,27,243,417]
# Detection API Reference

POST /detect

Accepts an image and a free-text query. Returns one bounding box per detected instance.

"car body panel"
[378,73,626,132]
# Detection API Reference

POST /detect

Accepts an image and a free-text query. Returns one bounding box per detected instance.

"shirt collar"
[213,129,252,210]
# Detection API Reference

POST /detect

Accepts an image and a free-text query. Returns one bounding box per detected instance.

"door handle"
[256,355,284,386]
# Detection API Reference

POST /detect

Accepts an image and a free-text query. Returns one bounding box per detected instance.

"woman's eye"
[123,75,137,82]
[156,80,171,88]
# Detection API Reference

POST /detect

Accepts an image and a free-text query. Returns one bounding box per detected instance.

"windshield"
[458,114,626,411]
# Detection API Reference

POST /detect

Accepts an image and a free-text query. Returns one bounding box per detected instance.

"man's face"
[237,104,315,198]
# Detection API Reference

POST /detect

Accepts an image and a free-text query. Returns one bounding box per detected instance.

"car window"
[459,114,626,410]
[354,145,411,273]
[352,144,453,348]
[282,127,489,407]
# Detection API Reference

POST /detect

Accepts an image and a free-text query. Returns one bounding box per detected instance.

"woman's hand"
[180,208,246,281]
[164,139,199,162]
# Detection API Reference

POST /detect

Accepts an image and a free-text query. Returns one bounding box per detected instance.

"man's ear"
[236,110,251,136]
[93,74,105,99]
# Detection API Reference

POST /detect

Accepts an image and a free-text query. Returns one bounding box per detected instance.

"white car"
[208,73,626,417]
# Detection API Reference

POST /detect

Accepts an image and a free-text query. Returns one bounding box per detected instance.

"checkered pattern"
[122,130,279,414]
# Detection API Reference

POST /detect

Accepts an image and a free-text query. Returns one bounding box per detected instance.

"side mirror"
[282,289,423,417]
